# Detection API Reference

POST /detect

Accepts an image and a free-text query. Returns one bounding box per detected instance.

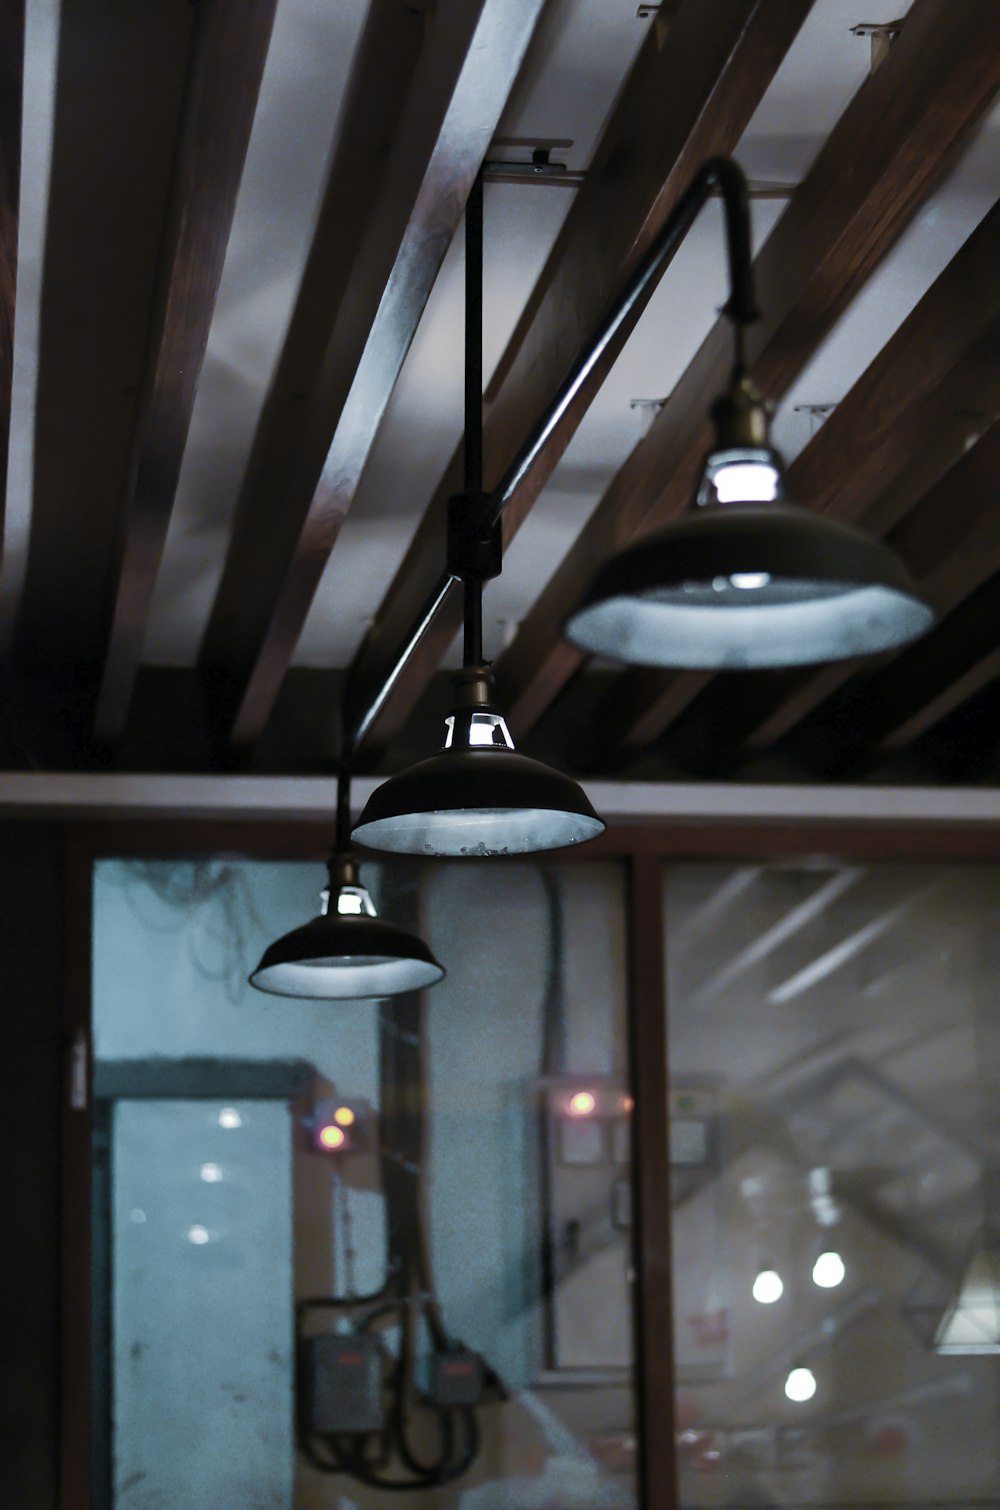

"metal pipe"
[346,155,757,762]
[463,168,485,667]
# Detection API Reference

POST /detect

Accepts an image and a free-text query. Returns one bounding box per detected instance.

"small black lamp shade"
[249,854,444,999]
[565,375,934,669]
[352,669,605,857]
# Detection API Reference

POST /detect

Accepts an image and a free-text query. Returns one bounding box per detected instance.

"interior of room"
[3,2,1000,1507]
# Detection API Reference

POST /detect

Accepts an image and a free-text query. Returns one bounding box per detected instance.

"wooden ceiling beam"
[0,0,23,552]
[203,0,549,749]
[778,421,1000,773]
[340,0,817,764]
[495,0,1000,741]
[195,0,426,691]
[777,413,1000,770]
[91,0,278,743]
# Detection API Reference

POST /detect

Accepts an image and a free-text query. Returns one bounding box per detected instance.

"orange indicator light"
[333,1105,356,1128]
[319,1124,346,1150]
[569,1090,596,1117]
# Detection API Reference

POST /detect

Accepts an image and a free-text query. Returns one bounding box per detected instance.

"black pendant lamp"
[353,172,604,858]
[249,774,445,999]
[564,163,934,670]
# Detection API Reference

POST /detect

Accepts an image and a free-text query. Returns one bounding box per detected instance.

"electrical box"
[426,1350,485,1406]
[300,1333,384,1434]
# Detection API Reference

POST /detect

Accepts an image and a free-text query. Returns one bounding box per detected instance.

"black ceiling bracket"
[447,493,501,585]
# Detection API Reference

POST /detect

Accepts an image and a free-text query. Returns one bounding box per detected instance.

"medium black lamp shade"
[249,855,444,999]
[352,669,605,857]
[565,503,935,670]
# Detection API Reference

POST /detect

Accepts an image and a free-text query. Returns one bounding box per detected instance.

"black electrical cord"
[299,979,489,1491]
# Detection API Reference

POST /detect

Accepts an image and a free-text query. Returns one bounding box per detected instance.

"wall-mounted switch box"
[300,1333,383,1434]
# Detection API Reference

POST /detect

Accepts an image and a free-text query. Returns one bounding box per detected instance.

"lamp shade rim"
[353,747,605,857]
[566,504,934,669]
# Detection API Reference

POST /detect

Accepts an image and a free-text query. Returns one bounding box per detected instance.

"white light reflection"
[752,1269,784,1304]
[812,1251,846,1288]
[200,1163,223,1183]
[218,1107,242,1129]
[785,1367,817,1402]
[187,1225,211,1245]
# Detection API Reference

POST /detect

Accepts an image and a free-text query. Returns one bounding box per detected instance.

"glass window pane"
[666,861,1000,1506]
[111,1099,294,1507]
[92,855,637,1507]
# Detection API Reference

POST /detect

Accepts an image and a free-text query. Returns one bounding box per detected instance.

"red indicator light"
[318,1124,346,1150]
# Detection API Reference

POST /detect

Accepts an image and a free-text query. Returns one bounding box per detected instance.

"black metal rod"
[463,577,483,667]
[464,168,484,501]
[346,155,757,761]
[334,766,352,853]
[463,168,485,667]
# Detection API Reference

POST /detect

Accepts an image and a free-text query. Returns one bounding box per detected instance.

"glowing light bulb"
[729,572,771,590]
[713,461,779,504]
[336,891,364,915]
[319,1124,346,1150]
[812,1251,846,1288]
[569,1090,597,1117]
[218,1107,242,1130]
[785,1367,817,1402]
[333,1105,356,1128]
[752,1269,784,1304]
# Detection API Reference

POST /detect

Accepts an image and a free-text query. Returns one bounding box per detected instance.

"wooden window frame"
[60,816,1000,1510]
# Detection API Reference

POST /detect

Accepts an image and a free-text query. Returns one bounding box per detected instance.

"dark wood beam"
[203,0,549,749]
[90,0,277,743]
[494,0,1000,740]
[194,0,457,708]
[16,0,198,673]
[0,0,23,552]
[734,403,1000,772]
[340,0,817,763]
[773,422,1000,775]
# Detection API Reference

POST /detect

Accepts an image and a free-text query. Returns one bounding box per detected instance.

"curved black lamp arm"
[485,153,757,534]
[346,155,758,759]
[708,155,758,334]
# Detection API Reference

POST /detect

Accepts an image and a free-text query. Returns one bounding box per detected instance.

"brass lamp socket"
[711,373,771,450]
[327,851,362,893]
[453,665,495,710]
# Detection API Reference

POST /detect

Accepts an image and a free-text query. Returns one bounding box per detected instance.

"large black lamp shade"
[565,374,934,669]
[566,503,934,670]
[249,853,444,999]
[352,668,604,857]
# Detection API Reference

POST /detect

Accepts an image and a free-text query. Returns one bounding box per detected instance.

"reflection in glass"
[666,861,1000,1504]
[93,856,636,1506]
